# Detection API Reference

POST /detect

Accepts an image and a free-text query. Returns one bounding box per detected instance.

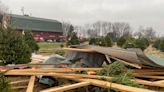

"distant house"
[0,14,63,42]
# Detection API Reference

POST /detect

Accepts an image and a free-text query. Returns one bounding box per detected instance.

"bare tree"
[62,21,71,37]
[144,27,156,40]
[135,26,156,40]
[112,22,132,39]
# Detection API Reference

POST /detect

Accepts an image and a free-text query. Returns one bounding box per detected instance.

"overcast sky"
[1,0,164,36]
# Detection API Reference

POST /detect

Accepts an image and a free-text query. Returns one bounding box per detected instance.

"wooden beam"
[40,82,90,92]
[134,72,164,75]
[12,86,27,89]
[133,69,164,73]
[135,75,164,80]
[109,56,142,69]
[5,71,164,88]
[135,79,164,87]
[26,76,35,92]
[63,48,94,52]
[10,79,29,85]
[1,68,102,73]
[153,80,164,84]
[87,79,156,92]
[71,78,156,92]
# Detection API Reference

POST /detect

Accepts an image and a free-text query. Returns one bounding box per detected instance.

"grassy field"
[37,42,65,55]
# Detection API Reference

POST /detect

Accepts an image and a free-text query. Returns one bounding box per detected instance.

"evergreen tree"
[0,73,14,92]
[23,30,39,53]
[97,37,106,46]
[89,36,113,47]
[159,39,164,52]
[0,27,31,65]
[67,32,80,45]
[134,38,148,51]
[104,35,113,47]
[152,39,161,50]
[117,36,126,47]
[89,38,96,45]
[123,37,135,49]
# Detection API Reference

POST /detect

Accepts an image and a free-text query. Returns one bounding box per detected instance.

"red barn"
[1,14,63,42]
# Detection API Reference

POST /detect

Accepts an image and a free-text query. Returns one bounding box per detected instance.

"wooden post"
[40,81,90,92]
[26,76,35,92]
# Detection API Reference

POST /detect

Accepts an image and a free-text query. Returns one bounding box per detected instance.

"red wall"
[32,31,63,41]
[17,29,64,42]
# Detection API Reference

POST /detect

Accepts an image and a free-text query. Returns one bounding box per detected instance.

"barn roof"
[8,14,63,32]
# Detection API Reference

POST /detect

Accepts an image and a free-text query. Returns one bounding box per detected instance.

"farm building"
[0,14,63,41]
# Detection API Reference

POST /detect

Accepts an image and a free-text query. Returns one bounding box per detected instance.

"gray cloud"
[2,0,164,36]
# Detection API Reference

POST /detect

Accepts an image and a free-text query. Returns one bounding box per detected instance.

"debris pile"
[1,45,164,92]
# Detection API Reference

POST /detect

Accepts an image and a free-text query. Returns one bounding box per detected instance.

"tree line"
[62,21,164,52]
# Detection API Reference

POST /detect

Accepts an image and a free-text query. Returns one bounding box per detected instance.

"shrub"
[134,38,149,51]
[0,27,31,65]
[89,36,113,47]
[89,38,97,45]
[97,37,106,46]
[97,61,144,88]
[104,35,113,47]
[152,39,161,50]
[0,73,14,92]
[117,36,127,47]
[159,39,164,52]
[123,38,135,49]
[67,32,80,46]
[55,49,65,56]
[23,30,39,53]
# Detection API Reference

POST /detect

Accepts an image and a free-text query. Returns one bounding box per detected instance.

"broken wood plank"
[135,75,164,79]
[40,81,90,92]
[63,48,94,52]
[26,76,35,92]
[134,72,164,75]
[5,71,164,87]
[71,78,156,92]
[12,86,27,89]
[153,80,164,84]
[135,79,164,87]
[88,79,156,92]
[10,79,29,85]
[1,68,102,73]
[133,69,164,73]
[109,56,142,69]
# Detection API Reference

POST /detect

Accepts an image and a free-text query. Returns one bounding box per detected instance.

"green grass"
[37,42,65,55]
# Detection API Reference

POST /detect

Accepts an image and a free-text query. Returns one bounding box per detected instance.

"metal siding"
[9,15,62,32]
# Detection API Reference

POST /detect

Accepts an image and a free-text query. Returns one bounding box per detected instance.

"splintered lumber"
[63,48,94,52]
[134,71,164,75]
[89,79,156,92]
[135,75,164,79]
[5,71,164,88]
[135,79,164,87]
[10,79,29,85]
[133,69,164,73]
[12,86,27,89]
[154,80,164,84]
[109,56,142,69]
[73,79,156,92]
[40,82,90,92]
[52,73,164,88]
[26,76,35,92]
[1,68,102,73]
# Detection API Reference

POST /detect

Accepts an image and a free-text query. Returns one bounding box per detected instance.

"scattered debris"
[1,45,164,92]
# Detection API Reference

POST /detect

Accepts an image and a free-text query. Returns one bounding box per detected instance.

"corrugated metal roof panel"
[8,14,62,32]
